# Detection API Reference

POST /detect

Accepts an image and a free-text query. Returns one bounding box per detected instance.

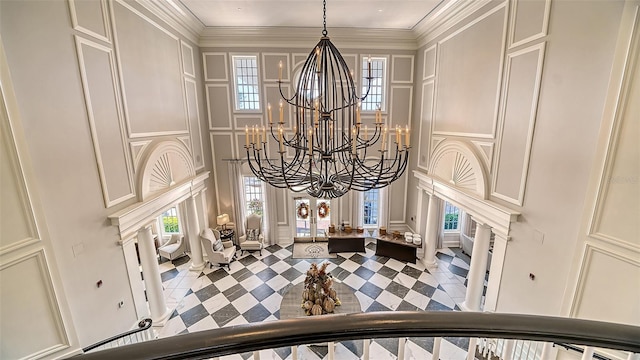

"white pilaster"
[414,187,425,257]
[186,195,205,271]
[461,222,492,311]
[199,188,210,230]
[484,233,509,312]
[422,194,441,268]
[137,225,172,326]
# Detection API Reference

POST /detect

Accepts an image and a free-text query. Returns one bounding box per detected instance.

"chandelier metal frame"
[245,0,410,199]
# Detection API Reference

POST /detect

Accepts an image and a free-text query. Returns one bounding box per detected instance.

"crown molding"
[199,27,418,50]
[135,0,204,44]
[413,0,494,48]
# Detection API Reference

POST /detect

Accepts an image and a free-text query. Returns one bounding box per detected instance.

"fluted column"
[414,188,425,257]
[422,194,441,268]
[461,221,492,311]
[186,195,205,271]
[137,225,171,325]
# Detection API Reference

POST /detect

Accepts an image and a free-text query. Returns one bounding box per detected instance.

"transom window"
[160,207,179,234]
[243,176,264,215]
[233,55,260,111]
[363,189,380,227]
[444,201,460,231]
[361,57,386,111]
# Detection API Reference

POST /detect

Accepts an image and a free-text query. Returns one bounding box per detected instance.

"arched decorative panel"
[428,140,488,199]
[138,140,195,201]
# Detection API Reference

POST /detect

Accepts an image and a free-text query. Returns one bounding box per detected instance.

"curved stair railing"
[81,318,153,353]
[72,312,640,360]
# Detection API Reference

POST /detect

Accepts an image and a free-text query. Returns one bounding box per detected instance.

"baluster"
[432,337,442,360]
[363,339,370,360]
[503,339,515,360]
[581,347,594,360]
[328,341,335,360]
[291,345,298,360]
[628,352,640,360]
[253,350,261,360]
[467,338,477,360]
[539,342,556,360]
[398,337,406,360]
[523,341,531,360]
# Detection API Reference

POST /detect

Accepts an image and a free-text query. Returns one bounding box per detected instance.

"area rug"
[292,242,337,259]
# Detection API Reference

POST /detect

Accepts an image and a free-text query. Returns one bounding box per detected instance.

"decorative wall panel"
[418,81,434,171]
[423,45,437,80]
[389,86,412,128]
[391,55,414,83]
[69,0,110,43]
[262,53,290,82]
[509,0,551,48]
[206,84,232,130]
[203,52,229,81]
[112,0,187,137]
[433,4,507,138]
[181,41,195,77]
[493,43,545,205]
[0,251,69,359]
[234,115,264,130]
[210,133,235,214]
[184,78,204,170]
[75,37,135,207]
[264,84,292,129]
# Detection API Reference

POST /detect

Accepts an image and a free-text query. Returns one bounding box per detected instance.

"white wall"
[407,0,634,318]
[0,0,208,347]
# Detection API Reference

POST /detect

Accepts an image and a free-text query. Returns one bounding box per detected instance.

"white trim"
[470,140,495,174]
[262,53,291,83]
[202,52,229,82]
[231,53,263,113]
[292,52,310,69]
[74,36,136,208]
[130,140,153,173]
[206,84,233,130]
[199,27,417,50]
[429,139,489,199]
[432,3,509,140]
[184,78,205,171]
[233,115,264,135]
[134,0,202,44]
[69,0,111,43]
[277,190,288,226]
[391,55,414,84]
[415,0,493,48]
[508,0,552,49]
[180,41,196,78]
[209,132,235,213]
[138,140,196,201]
[414,170,519,239]
[422,44,437,81]
[491,42,546,206]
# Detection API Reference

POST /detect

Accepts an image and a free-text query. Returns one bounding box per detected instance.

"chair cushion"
[213,238,224,252]
[159,243,180,254]
[241,240,263,250]
[246,228,259,241]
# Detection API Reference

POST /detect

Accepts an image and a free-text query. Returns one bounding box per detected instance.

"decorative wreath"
[317,201,330,219]
[297,202,310,219]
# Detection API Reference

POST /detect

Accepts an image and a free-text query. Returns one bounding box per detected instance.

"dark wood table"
[375,234,420,263]
[279,282,361,319]
[326,230,367,253]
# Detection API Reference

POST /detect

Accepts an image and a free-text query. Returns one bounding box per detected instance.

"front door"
[293,197,332,241]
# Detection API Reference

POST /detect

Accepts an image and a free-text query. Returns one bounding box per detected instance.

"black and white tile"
[155,240,475,359]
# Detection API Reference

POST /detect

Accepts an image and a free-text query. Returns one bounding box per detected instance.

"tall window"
[444,201,460,231]
[243,176,264,215]
[361,57,386,111]
[161,207,179,233]
[233,55,260,110]
[363,189,380,227]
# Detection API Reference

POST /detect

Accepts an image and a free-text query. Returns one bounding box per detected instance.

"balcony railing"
[71,311,640,360]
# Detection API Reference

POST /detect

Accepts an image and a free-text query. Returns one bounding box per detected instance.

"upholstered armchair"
[200,228,236,270]
[238,213,264,256]
[158,234,187,261]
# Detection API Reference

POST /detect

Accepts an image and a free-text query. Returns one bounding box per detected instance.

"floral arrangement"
[301,262,341,316]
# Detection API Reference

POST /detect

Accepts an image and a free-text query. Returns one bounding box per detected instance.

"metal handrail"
[81,318,152,353]
[73,312,640,359]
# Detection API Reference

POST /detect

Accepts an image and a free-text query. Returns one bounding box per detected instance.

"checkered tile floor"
[155,240,478,359]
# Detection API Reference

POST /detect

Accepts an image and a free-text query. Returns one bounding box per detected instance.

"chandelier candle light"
[245,0,410,199]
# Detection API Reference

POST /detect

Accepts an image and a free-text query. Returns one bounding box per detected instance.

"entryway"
[293,197,332,241]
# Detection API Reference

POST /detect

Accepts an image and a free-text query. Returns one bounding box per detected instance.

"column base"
[151,306,174,327]
[189,261,205,272]
[458,301,480,312]
[421,257,438,269]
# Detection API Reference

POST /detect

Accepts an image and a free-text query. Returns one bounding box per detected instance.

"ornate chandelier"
[245,0,410,199]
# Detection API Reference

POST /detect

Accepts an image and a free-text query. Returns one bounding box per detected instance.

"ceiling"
[175,0,445,30]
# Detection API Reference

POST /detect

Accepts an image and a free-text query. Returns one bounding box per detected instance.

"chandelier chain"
[322,0,327,36]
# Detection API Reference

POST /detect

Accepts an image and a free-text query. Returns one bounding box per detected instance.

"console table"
[326,231,367,253]
[375,234,420,263]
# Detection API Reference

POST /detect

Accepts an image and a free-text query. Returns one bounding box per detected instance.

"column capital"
[470,216,491,229]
